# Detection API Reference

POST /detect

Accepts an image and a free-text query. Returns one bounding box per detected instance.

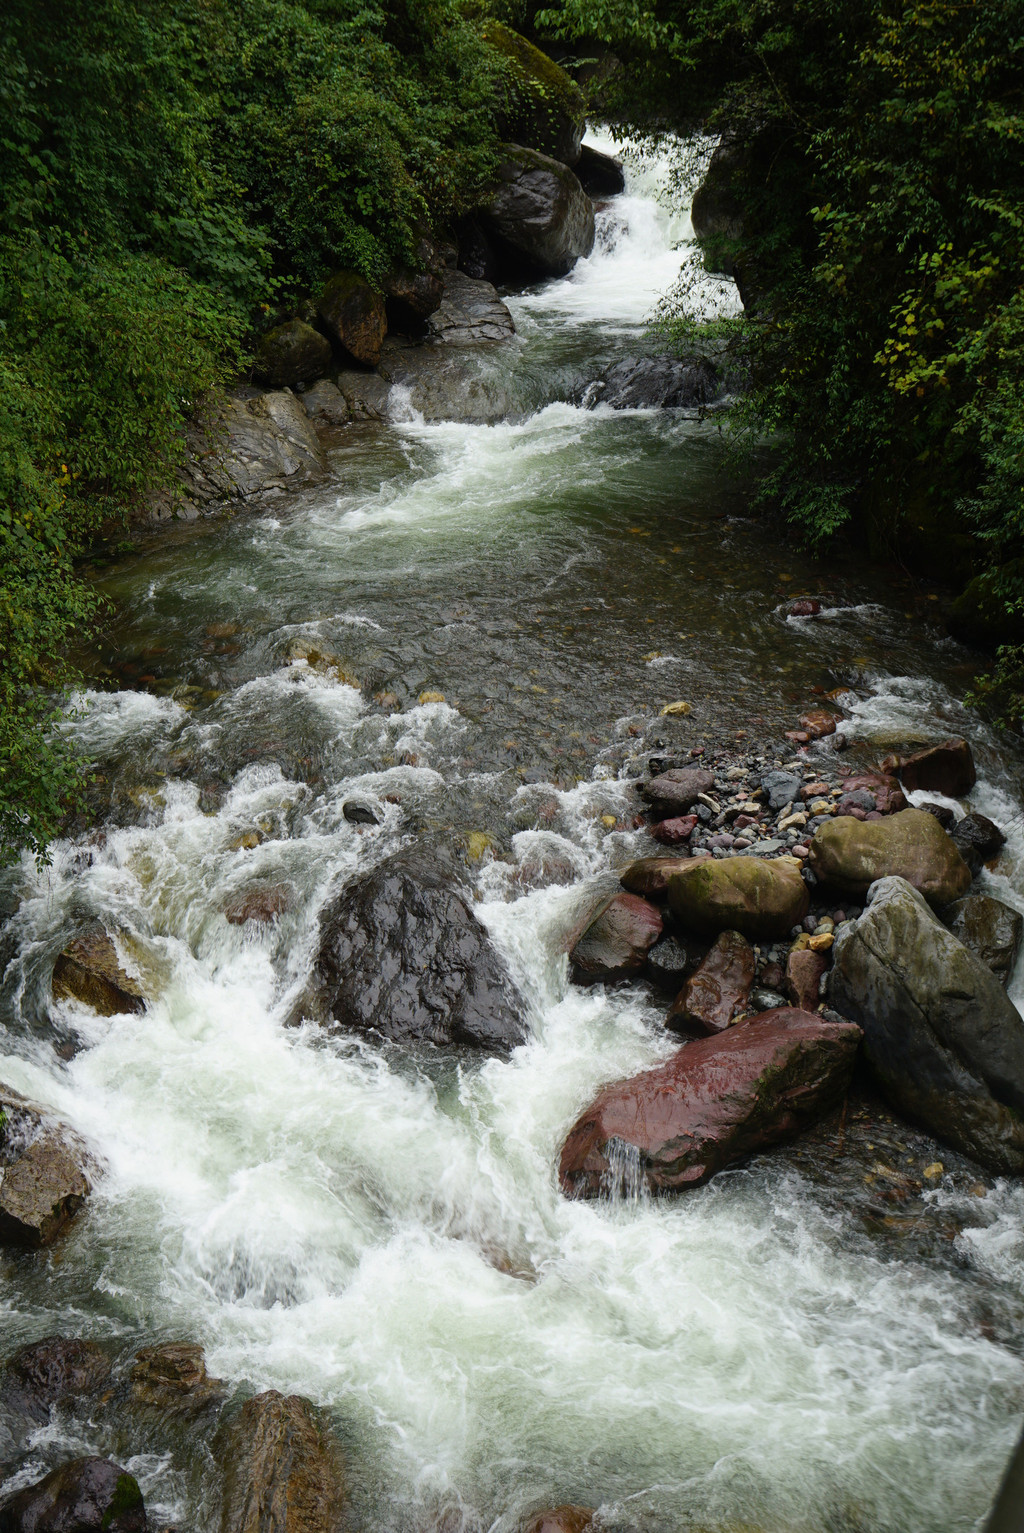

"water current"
[2,134,1024,1533]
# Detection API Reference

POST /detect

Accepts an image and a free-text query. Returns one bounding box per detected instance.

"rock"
[0,1459,145,1533]
[885,737,977,797]
[750,986,788,1012]
[650,814,697,845]
[808,807,972,905]
[254,321,332,390]
[130,1342,223,1413]
[223,885,292,925]
[51,923,145,1016]
[942,894,1023,987]
[333,371,392,421]
[645,934,701,992]
[666,930,754,1035]
[378,338,512,424]
[484,23,586,166]
[221,1392,344,1533]
[666,857,810,940]
[481,145,595,278]
[575,144,625,196]
[317,270,387,367]
[640,767,715,818]
[523,1511,594,1533]
[341,801,380,826]
[691,138,746,278]
[837,773,907,815]
[570,893,663,984]
[918,800,955,829]
[300,380,350,426]
[786,948,828,1011]
[788,599,821,617]
[383,235,446,326]
[1,1338,111,1423]
[308,849,526,1050]
[762,771,802,811]
[831,877,1024,1172]
[619,856,693,901]
[572,355,719,411]
[169,389,326,511]
[0,1085,92,1248]
[950,810,1005,874]
[558,1008,861,1197]
[424,270,515,346]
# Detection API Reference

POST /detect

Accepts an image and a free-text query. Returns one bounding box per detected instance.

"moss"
[483,22,586,165]
[100,1474,143,1531]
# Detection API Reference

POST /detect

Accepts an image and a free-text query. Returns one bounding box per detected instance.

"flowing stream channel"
[3,135,1024,1533]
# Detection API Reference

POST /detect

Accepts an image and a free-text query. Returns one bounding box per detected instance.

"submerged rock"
[569,892,663,983]
[0,1085,92,1248]
[221,1391,345,1533]
[482,145,595,277]
[572,355,719,411]
[666,857,810,940]
[130,1342,223,1414]
[51,923,145,1016]
[308,849,526,1050]
[808,808,971,905]
[559,1008,861,1197]
[831,877,1024,1172]
[317,270,386,367]
[523,1510,594,1533]
[1,1337,111,1423]
[0,1458,145,1533]
[254,321,332,391]
[942,893,1022,987]
[666,929,754,1035]
[223,885,292,925]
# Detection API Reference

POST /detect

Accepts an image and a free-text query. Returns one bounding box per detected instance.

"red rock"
[524,1511,594,1533]
[785,731,810,744]
[789,599,821,617]
[887,737,977,798]
[651,814,697,845]
[570,892,663,983]
[797,709,840,740]
[733,813,759,829]
[836,804,867,820]
[558,1009,862,1197]
[619,857,692,900]
[223,884,292,925]
[760,960,786,991]
[786,948,828,1010]
[639,767,715,817]
[666,930,754,1036]
[800,780,831,801]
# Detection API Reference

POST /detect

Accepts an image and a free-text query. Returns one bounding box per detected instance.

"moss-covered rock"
[666,856,809,940]
[808,808,972,905]
[483,23,586,167]
[254,319,332,389]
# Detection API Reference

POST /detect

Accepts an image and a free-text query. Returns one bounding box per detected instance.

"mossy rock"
[808,808,972,905]
[254,319,331,389]
[666,856,809,940]
[483,22,586,167]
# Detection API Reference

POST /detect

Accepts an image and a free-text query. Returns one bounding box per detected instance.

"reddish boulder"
[523,1512,593,1533]
[220,1391,345,1533]
[885,737,977,798]
[317,270,386,366]
[666,930,754,1035]
[570,893,663,983]
[797,709,840,740]
[789,599,821,617]
[839,773,907,814]
[639,767,714,818]
[619,857,692,901]
[558,1009,862,1197]
[223,885,292,925]
[651,814,697,845]
[786,948,828,1011]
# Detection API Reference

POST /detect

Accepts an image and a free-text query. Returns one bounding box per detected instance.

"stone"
[797,710,839,739]
[690,138,746,278]
[307,849,526,1050]
[831,877,1024,1172]
[786,948,828,1011]
[0,1085,91,1248]
[619,856,693,901]
[918,800,955,830]
[763,771,802,810]
[164,389,326,512]
[341,801,380,826]
[482,145,595,278]
[220,1392,345,1533]
[378,338,512,424]
[808,808,972,905]
[300,380,350,426]
[130,1342,223,1413]
[558,1008,861,1197]
[886,736,977,797]
[484,23,587,166]
[523,1511,594,1533]
[788,599,821,617]
[254,321,332,390]
[572,355,719,411]
[838,773,907,814]
[570,893,663,984]
[666,857,810,940]
[424,270,516,346]
[0,1459,145,1533]
[383,236,446,325]
[333,371,392,421]
[650,814,697,845]
[666,930,754,1035]
[942,894,1023,987]
[51,923,145,1016]
[317,270,386,367]
[645,934,701,992]
[575,144,625,195]
[950,810,1006,874]
[640,767,716,818]
[223,885,292,925]
[1,1338,111,1423]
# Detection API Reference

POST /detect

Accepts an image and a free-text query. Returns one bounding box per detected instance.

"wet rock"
[378,336,512,424]
[308,849,526,1050]
[523,1510,593,1533]
[640,767,716,818]
[942,894,1023,987]
[0,1085,92,1248]
[666,929,754,1035]
[0,1458,145,1533]
[788,599,821,617]
[619,856,693,901]
[424,270,516,346]
[301,380,350,426]
[838,773,907,815]
[762,771,802,811]
[831,877,1024,1173]
[645,934,701,992]
[884,737,977,798]
[130,1342,223,1414]
[573,355,719,411]
[750,986,788,1012]
[808,808,972,905]
[481,145,595,278]
[317,270,386,367]
[950,810,1005,874]
[1,1338,111,1423]
[165,390,326,512]
[220,1391,344,1533]
[666,856,810,940]
[650,814,697,845]
[223,885,292,925]
[836,789,875,816]
[383,236,446,326]
[575,144,625,195]
[333,371,392,422]
[52,923,145,1016]
[918,800,955,830]
[786,947,828,1011]
[570,893,663,984]
[559,1008,861,1197]
[485,23,586,166]
[254,321,332,391]
[797,710,839,740]
[341,801,380,826]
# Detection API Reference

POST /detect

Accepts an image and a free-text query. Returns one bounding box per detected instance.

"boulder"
[333,371,392,422]
[569,893,663,984]
[130,1342,223,1413]
[575,144,625,196]
[572,356,719,411]
[0,1459,145,1533]
[918,800,956,829]
[786,947,828,1011]
[666,930,754,1035]
[885,737,977,797]
[523,1511,593,1533]
[481,145,595,278]
[0,1085,91,1248]
[619,856,693,901]
[836,773,907,814]
[423,271,516,346]
[645,934,701,992]
[639,767,715,818]
[484,23,586,166]
[558,1008,861,1197]
[378,340,512,425]
[221,1391,345,1533]
[300,380,350,426]
[317,270,386,367]
[941,893,1022,988]
[254,321,332,390]
[162,389,326,514]
[307,849,526,1050]
[808,808,972,905]
[223,885,292,925]
[1,1338,111,1423]
[51,924,145,1016]
[950,810,1005,874]
[831,877,1024,1172]
[690,137,750,278]
[383,235,446,326]
[666,857,810,940]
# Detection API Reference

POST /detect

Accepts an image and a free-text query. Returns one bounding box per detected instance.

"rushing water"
[2,134,1024,1533]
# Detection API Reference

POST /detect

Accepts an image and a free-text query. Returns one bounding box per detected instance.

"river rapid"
[2,135,1024,1533]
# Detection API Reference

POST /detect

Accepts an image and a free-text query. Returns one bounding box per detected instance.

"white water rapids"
[1,136,1023,1533]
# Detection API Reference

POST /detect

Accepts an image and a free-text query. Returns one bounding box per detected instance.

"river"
[2,134,1024,1533]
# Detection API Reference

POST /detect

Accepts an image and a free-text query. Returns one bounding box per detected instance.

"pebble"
[778,811,807,832]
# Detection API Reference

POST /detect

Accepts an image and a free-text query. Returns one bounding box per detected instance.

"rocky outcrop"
[639,767,715,818]
[666,930,754,1035]
[883,737,977,798]
[308,849,526,1050]
[220,1392,345,1533]
[572,356,719,411]
[0,1085,92,1248]
[317,271,387,367]
[667,857,810,940]
[690,139,747,277]
[569,892,663,983]
[575,144,625,196]
[831,877,1024,1172]
[1,1338,111,1423]
[950,810,1005,874]
[425,271,516,345]
[301,380,350,426]
[254,321,332,390]
[808,807,972,905]
[51,924,145,1016]
[0,1459,145,1533]
[130,1342,223,1414]
[482,146,595,278]
[484,23,586,167]
[942,893,1022,987]
[559,1008,861,1197]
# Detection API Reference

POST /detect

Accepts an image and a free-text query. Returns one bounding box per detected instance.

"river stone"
[808,808,971,905]
[51,924,145,1016]
[558,1008,861,1197]
[573,355,719,411]
[619,856,692,901]
[221,1391,345,1533]
[301,380,350,426]
[130,1342,223,1413]
[645,933,702,992]
[666,857,810,940]
[570,892,663,984]
[786,947,828,1011]
[941,893,1023,988]
[762,771,802,811]
[640,767,715,818]
[378,339,512,424]
[317,270,386,366]
[886,736,977,797]
[482,145,595,278]
[1,1337,111,1423]
[254,321,332,390]
[334,370,392,421]
[523,1511,594,1533]
[831,877,1024,1172]
[918,800,955,829]
[575,144,625,195]
[309,849,526,1050]
[424,271,516,346]
[223,885,292,925]
[666,930,754,1035]
[0,1086,92,1249]
[950,810,1006,874]
[0,1458,145,1533]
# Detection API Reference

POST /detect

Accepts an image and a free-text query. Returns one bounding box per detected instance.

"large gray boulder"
[572,356,720,411]
[482,145,595,278]
[378,342,512,424]
[0,1085,92,1248]
[831,877,1024,1172]
[425,271,515,346]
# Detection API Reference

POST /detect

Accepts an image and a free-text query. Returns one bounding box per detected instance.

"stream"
[2,134,1024,1533]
